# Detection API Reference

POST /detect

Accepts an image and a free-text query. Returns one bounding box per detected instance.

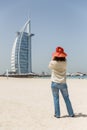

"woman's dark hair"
[53,57,66,61]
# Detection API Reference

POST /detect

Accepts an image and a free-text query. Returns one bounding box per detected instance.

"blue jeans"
[51,82,74,117]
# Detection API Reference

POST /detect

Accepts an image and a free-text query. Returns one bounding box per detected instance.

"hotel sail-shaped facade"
[11,20,34,74]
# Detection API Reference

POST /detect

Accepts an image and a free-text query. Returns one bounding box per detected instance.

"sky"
[0,0,87,74]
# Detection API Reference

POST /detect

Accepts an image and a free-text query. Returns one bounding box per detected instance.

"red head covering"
[52,46,67,59]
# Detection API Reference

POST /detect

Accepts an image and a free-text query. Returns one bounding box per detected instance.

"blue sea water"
[38,75,87,79]
[67,75,87,79]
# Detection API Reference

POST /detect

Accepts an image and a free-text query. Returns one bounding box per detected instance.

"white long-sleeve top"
[48,60,67,83]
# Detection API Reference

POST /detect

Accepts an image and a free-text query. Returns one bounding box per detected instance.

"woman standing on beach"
[49,46,74,118]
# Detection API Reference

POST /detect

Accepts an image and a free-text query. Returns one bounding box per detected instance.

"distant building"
[11,20,34,74]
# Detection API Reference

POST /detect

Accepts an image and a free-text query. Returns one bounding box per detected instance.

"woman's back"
[49,60,67,83]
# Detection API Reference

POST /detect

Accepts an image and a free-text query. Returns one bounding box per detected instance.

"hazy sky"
[0,0,87,74]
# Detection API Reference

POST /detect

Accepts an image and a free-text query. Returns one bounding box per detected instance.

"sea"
[67,75,87,79]
[39,75,87,79]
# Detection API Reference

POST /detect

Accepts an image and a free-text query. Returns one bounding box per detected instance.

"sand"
[0,77,87,130]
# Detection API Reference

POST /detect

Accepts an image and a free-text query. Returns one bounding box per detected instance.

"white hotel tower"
[11,20,34,74]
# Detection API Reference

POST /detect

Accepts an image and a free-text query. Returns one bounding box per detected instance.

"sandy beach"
[0,77,87,130]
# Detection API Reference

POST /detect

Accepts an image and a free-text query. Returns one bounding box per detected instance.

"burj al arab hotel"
[11,20,34,74]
